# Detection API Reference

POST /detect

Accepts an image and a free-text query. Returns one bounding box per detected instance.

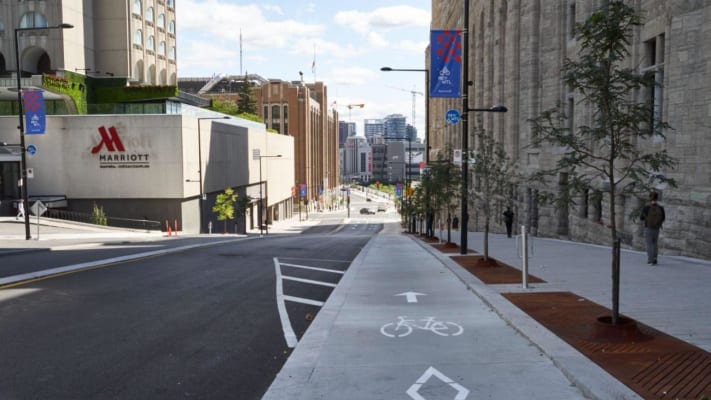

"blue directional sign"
[26,144,37,155]
[445,109,460,125]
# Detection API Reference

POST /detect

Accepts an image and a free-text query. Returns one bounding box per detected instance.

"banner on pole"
[22,89,46,134]
[430,30,462,98]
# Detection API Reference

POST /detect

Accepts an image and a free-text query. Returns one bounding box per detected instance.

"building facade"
[0,0,177,84]
[430,0,711,259]
[0,112,294,233]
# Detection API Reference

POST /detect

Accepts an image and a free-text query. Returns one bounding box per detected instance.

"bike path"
[262,222,589,399]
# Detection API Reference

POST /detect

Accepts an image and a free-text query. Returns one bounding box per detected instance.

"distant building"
[383,114,407,141]
[364,119,384,144]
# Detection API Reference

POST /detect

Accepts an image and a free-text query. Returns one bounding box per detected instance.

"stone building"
[430,1,711,259]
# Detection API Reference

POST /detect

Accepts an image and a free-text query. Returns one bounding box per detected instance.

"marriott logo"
[92,126,150,169]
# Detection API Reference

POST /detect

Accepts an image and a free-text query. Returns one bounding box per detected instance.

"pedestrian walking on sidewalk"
[640,192,665,265]
[16,200,25,220]
[503,207,514,238]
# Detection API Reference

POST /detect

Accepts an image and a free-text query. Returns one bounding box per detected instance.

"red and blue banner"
[430,30,462,98]
[299,184,307,199]
[22,89,46,134]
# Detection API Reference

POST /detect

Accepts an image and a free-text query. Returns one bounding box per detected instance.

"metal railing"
[45,209,162,231]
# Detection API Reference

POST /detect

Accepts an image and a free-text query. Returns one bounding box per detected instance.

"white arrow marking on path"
[395,291,427,303]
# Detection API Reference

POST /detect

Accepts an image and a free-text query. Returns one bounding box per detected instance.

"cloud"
[178,0,325,50]
[334,6,430,34]
[261,4,283,15]
[325,67,378,86]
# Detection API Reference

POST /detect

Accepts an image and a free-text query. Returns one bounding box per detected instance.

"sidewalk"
[264,224,711,399]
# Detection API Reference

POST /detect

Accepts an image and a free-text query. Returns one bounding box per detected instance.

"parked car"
[377,204,387,212]
[360,207,375,215]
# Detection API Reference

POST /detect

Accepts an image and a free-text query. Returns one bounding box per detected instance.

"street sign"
[26,168,34,179]
[30,200,47,216]
[445,109,460,125]
[26,144,37,155]
[252,148,261,160]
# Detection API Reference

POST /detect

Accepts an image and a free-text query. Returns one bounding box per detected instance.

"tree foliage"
[212,188,238,233]
[418,149,460,242]
[528,1,677,323]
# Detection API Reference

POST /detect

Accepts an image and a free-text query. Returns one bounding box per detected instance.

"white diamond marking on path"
[406,366,470,400]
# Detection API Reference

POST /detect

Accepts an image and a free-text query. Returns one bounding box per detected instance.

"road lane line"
[273,257,298,348]
[278,263,345,274]
[0,238,248,289]
[282,295,325,307]
[281,276,337,288]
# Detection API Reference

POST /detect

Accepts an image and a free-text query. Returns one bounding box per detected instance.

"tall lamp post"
[381,66,429,233]
[197,116,229,233]
[258,154,282,237]
[15,22,73,240]
[459,0,508,254]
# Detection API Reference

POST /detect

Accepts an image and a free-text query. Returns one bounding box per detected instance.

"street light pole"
[197,116,229,233]
[258,154,282,236]
[15,23,73,240]
[381,66,430,233]
[380,67,430,164]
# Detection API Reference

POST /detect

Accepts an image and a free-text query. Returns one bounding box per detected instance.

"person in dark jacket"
[502,207,514,238]
[640,192,665,266]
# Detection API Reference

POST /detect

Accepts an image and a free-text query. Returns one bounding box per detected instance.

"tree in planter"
[423,150,460,243]
[470,123,517,261]
[212,188,238,234]
[91,203,108,226]
[529,1,677,324]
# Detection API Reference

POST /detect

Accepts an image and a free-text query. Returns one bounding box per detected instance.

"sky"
[176,0,431,139]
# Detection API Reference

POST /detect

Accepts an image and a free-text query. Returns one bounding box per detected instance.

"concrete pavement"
[2,215,710,399]
[264,223,711,399]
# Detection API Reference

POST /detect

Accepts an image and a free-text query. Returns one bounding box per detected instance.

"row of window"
[6,11,48,29]
[133,30,175,60]
[133,0,175,33]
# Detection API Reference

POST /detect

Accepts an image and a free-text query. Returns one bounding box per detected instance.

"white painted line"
[278,263,345,274]
[281,275,337,288]
[283,295,325,307]
[273,257,298,348]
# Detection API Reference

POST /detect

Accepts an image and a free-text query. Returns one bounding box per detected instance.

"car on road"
[359,207,375,215]
[377,204,387,212]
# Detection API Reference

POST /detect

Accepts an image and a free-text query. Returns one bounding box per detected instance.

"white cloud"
[367,32,389,48]
[325,67,378,86]
[261,4,283,15]
[178,0,325,50]
[334,6,430,34]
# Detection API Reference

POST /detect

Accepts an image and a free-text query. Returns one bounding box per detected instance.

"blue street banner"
[299,184,307,199]
[22,89,46,134]
[430,30,462,98]
[395,183,403,197]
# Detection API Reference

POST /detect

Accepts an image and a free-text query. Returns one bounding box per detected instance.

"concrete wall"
[0,113,295,233]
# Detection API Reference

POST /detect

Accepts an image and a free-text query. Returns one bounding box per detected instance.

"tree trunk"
[483,215,490,261]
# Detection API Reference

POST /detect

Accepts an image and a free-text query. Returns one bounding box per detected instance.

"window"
[168,20,175,34]
[168,46,175,60]
[642,34,665,140]
[19,12,48,28]
[0,21,4,35]
[567,1,576,41]
[147,35,155,51]
[133,29,143,46]
[158,41,166,55]
[133,0,142,15]
[145,7,154,23]
[157,14,165,29]
[167,0,175,8]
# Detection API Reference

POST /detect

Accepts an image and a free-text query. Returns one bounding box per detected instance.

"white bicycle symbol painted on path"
[380,316,464,338]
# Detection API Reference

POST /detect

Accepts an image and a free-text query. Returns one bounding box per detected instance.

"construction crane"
[386,85,423,138]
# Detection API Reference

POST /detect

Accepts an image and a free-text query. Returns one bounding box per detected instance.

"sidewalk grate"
[504,291,711,400]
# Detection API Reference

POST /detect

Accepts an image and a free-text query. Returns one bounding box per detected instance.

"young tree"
[470,124,517,261]
[212,188,238,234]
[529,1,677,324]
[424,150,460,243]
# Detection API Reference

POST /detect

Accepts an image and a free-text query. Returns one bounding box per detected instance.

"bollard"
[166,220,172,236]
[174,220,178,236]
[521,225,528,288]
[208,221,213,234]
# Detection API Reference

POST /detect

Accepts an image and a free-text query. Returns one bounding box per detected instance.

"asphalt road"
[0,219,381,399]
